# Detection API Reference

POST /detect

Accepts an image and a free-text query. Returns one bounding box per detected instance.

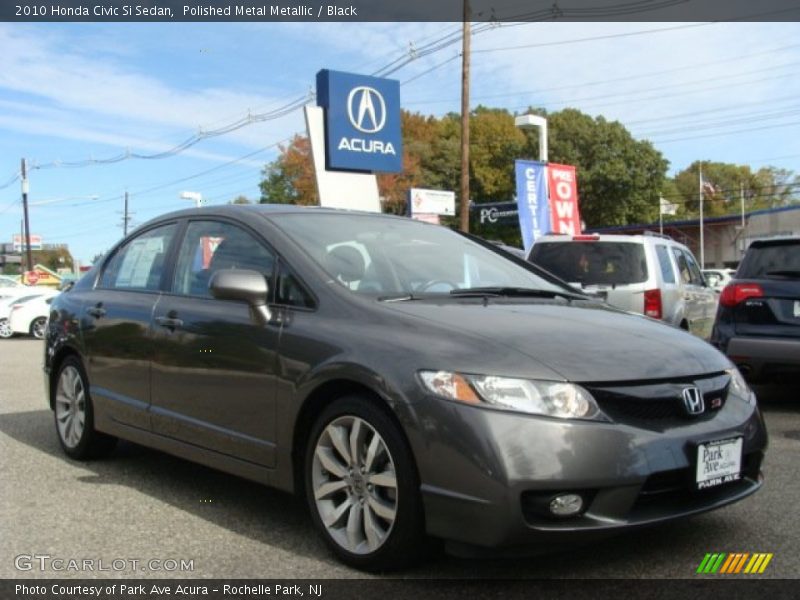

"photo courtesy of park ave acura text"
[0,0,799,594]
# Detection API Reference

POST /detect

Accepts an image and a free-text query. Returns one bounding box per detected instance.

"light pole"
[180,191,204,208]
[515,114,548,162]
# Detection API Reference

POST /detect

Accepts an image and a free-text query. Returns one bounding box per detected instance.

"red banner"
[547,163,582,236]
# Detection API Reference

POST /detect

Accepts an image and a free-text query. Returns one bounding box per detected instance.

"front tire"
[304,395,425,571]
[53,356,117,459]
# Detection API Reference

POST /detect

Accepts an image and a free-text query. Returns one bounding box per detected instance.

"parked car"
[703,268,736,293]
[0,274,24,289]
[0,291,56,339]
[527,232,718,339]
[711,237,800,381]
[8,290,58,339]
[45,206,766,570]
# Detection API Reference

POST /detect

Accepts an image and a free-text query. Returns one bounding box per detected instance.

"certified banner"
[514,160,550,253]
[546,163,583,236]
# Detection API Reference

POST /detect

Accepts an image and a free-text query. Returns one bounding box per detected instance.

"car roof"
[534,233,683,246]
[142,204,409,224]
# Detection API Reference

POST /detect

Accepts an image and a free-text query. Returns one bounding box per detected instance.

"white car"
[0,275,24,289]
[702,268,736,293]
[1,290,58,339]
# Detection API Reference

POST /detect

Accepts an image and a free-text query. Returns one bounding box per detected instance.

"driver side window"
[172,221,275,298]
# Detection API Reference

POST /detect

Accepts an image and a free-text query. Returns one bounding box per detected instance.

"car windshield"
[530,241,648,285]
[277,213,568,297]
[738,241,800,278]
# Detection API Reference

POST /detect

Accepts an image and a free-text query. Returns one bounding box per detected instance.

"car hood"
[381,299,729,382]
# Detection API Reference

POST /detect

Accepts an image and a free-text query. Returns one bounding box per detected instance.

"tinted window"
[100,223,176,291]
[672,247,691,284]
[739,241,800,278]
[682,250,705,286]
[277,214,566,296]
[655,245,676,284]
[276,262,315,308]
[530,241,648,285]
[172,221,275,298]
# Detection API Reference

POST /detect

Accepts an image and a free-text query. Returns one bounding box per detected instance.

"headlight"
[726,367,756,405]
[418,370,605,421]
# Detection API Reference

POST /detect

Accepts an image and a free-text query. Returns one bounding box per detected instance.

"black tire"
[53,356,117,460]
[304,395,425,572]
[30,316,47,340]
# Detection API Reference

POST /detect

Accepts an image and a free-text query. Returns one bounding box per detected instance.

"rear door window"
[683,250,705,286]
[530,241,648,285]
[100,224,176,291]
[655,245,676,284]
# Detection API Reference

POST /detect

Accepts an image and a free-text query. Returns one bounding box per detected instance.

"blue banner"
[515,160,550,253]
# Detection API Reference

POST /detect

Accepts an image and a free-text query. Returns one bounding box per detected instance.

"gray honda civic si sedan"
[44,205,766,571]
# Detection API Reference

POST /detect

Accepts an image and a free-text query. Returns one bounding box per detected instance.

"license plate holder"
[695,437,743,490]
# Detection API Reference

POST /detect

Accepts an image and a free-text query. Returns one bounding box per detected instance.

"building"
[591,205,800,269]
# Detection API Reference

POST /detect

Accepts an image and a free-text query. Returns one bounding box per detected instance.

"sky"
[1,20,800,264]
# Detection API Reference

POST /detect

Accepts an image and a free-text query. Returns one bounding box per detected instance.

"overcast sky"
[1,21,799,263]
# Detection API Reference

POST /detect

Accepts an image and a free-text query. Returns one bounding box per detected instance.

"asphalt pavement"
[1,338,797,579]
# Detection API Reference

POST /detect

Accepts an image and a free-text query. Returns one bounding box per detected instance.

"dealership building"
[592,204,800,269]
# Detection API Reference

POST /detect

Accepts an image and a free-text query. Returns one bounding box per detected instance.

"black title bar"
[3,0,800,22]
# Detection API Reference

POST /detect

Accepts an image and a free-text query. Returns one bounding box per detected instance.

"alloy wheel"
[0,319,11,339]
[55,365,86,449]
[311,415,398,555]
[31,317,47,339]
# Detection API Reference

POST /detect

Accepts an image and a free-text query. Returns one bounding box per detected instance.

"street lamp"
[515,114,548,162]
[180,191,204,208]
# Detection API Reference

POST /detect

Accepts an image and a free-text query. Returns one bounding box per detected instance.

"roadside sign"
[12,234,43,252]
[316,69,402,173]
[409,189,455,216]
[25,271,39,285]
[547,163,583,236]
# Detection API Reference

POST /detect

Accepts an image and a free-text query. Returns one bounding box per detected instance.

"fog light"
[549,493,584,517]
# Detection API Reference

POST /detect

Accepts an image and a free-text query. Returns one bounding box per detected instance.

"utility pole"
[20,158,33,276]
[459,0,471,233]
[740,181,745,229]
[124,190,130,236]
[698,163,705,269]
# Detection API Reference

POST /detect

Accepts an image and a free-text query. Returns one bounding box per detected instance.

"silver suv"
[528,232,718,339]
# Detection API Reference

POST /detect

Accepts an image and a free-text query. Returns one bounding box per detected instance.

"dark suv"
[711,237,800,381]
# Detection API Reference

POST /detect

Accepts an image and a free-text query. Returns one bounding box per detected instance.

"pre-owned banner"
[546,163,583,236]
[514,160,550,253]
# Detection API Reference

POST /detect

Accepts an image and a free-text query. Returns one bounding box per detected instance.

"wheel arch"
[290,378,419,501]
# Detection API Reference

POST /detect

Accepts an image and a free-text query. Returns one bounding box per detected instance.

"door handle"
[86,306,106,318]
[155,316,183,330]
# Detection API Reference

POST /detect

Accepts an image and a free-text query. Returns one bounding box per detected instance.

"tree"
[230,195,252,205]
[671,162,799,218]
[259,135,316,205]
[520,108,669,228]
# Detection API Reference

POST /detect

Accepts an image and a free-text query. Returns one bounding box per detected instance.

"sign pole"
[459,1,471,233]
[21,158,33,276]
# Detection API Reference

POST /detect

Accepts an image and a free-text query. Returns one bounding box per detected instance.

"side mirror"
[209,269,271,323]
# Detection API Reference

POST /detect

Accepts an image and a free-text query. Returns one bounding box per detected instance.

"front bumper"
[407,394,767,549]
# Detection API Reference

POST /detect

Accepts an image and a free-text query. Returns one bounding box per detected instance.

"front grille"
[586,373,729,429]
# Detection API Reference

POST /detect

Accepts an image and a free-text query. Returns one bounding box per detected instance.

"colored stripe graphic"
[700,552,773,574]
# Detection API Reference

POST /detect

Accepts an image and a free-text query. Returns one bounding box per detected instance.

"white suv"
[528,232,718,339]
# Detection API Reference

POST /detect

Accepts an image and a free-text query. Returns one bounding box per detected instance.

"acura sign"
[316,69,402,173]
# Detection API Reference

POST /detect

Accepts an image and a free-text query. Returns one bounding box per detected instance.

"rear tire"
[304,395,425,572]
[30,317,47,339]
[0,318,13,339]
[53,356,117,460]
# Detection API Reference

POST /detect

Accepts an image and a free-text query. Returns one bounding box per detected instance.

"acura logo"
[347,86,387,133]
[682,386,705,416]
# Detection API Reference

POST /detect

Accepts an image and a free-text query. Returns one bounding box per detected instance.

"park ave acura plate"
[696,437,743,490]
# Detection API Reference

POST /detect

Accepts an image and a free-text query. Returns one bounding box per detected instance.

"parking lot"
[0,338,797,579]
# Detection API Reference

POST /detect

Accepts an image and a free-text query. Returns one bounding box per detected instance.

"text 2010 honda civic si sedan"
[44,205,766,571]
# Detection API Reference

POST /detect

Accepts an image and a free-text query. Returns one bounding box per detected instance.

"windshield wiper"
[449,287,586,301]
[765,270,800,279]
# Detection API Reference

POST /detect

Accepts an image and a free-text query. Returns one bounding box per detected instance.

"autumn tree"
[259,135,316,205]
